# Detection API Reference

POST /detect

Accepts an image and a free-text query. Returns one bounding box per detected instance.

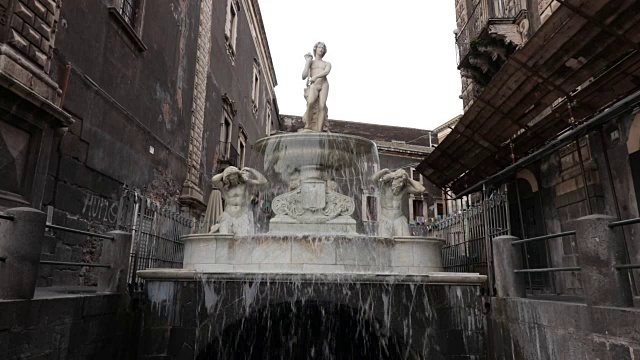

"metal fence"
[429,190,510,287]
[117,187,200,290]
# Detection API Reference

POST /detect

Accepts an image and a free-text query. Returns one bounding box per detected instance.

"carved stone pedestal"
[270,177,356,234]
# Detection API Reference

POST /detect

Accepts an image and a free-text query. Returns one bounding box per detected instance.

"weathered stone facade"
[8,0,57,71]
[0,292,131,359]
[180,0,213,210]
[512,109,640,296]
[0,0,279,288]
[1,1,280,355]
[489,297,640,359]
[454,0,555,109]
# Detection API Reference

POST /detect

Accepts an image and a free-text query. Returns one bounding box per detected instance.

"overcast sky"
[259,1,462,130]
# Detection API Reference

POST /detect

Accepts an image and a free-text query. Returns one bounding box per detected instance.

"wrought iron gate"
[429,189,510,288]
[116,187,200,290]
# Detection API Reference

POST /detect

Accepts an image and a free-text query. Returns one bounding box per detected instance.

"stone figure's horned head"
[313,41,327,57]
[222,166,243,189]
[391,169,408,196]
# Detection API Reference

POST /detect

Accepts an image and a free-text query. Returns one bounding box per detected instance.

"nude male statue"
[211,166,268,235]
[301,41,331,132]
[371,168,426,237]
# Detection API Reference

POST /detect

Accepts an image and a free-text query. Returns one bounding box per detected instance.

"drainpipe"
[60,64,72,108]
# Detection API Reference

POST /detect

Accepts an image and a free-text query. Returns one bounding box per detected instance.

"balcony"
[456,0,528,105]
[218,141,239,168]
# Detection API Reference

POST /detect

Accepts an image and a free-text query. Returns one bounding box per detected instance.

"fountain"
[137,42,486,359]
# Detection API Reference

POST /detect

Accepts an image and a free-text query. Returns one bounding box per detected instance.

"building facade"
[419,1,640,357]
[0,0,279,286]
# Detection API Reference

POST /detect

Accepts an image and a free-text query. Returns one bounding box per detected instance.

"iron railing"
[511,230,580,294]
[430,189,510,288]
[607,218,640,292]
[41,220,114,270]
[118,187,199,290]
[219,141,239,167]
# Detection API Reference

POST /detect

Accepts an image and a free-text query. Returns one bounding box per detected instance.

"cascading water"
[254,132,380,235]
[138,131,487,359]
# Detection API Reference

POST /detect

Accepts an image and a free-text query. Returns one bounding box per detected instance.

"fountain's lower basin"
[137,271,487,359]
[178,234,448,275]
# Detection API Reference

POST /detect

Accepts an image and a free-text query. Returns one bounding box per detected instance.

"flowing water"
[142,133,485,359]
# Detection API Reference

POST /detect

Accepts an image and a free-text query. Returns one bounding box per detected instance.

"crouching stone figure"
[371,168,425,237]
[211,166,268,235]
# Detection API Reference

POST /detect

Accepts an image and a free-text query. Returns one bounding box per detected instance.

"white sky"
[259,0,463,130]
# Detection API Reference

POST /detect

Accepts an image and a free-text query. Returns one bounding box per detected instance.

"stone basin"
[180,233,448,275]
[254,132,377,180]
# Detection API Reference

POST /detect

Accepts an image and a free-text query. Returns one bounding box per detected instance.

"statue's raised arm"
[406,176,426,194]
[240,167,268,187]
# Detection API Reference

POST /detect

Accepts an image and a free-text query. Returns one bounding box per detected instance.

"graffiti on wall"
[81,194,119,224]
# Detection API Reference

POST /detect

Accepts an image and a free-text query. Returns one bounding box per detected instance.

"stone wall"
[0,292,131,359]
[8,0,57,71]
[489,297,640,359]
[23,0,279,286]
[518,108,640,295]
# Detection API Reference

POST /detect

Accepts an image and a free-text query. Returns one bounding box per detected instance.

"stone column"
[98,230,132,293]
[0,207,47,300]
[492,235,525,298]
[575,215,633,307]
[179,0,213,211]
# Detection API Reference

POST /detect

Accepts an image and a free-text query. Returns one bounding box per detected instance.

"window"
[220,112,233,160]
[120,0,139,27]
[225,0,239,57]
[410,167,423,183]
[252,61,260,113]
[238,129,247,168]
[437,202,444,218]
[265,104,273,136]
[108,0,147,51]
[412,199,424,223]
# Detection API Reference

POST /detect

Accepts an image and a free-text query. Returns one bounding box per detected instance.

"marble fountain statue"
[137,42,486,359]
[164,41,467,275]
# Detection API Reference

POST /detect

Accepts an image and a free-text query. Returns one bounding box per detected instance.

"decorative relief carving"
[272,188,355,224]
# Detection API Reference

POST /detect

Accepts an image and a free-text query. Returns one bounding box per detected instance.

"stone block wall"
[489,297,640,359]
[0,293,132,359]
[524,107,640,295]
[37,207,108,287]
[8,0,57,70]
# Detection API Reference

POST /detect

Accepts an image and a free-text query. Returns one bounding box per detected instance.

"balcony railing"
[218,141,239,167]
[456,0,525,63]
